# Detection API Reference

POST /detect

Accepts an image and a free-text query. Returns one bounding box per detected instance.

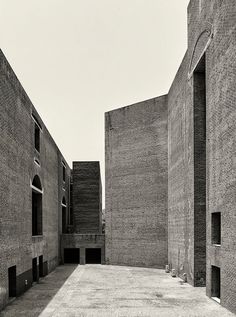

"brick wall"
[167,51,195,284]
[204,1,236,314]
[105,96,168,268]
[168,0,236,313]
[72,162,102,234]
[0,49,70,310]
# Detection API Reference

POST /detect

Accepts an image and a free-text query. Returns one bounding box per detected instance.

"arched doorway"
[32,175,43,236]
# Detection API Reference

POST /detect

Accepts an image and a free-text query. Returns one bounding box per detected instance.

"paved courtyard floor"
[0,264,234,317]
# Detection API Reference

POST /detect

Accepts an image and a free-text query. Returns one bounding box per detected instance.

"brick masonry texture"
[0,0,235,315]
[168,0,236,314]
[105,96,168,268]
[0,49,71,311]
[62,162,105,264]
[105,0,236,314]
[72,162,102,234]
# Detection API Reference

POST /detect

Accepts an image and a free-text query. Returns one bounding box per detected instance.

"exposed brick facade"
[105,97,168,268]
[0,0,236,315]
[72,162,102,234]
[0,49,71,310]
[105,0,236,314]
[168,0,236,314]
[60,161,105,265]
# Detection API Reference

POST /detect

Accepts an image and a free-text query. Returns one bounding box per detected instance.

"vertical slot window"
[63,164,66,182]
[193,54,207,286]
[212,212,221,245]
[32,175,43,236]
[35,123,40,152]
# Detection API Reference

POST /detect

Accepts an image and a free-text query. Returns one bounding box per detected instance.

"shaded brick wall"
[168,0,236,313]
[72,162,102,234]
[204,1,236,314]
[167,51,195,284]
[0,49,70,310]
[105,96,168,268]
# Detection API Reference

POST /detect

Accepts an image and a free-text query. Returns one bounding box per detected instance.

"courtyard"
[0,265,234,317]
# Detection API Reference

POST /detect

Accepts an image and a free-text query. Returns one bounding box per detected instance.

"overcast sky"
[0,0,189,205]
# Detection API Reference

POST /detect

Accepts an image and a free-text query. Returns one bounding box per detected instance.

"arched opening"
[62,197,67,234]
[32,175,43,236]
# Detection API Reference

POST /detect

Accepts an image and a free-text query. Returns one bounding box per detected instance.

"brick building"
[105,0,236,314]
[61,162,105,265]
[1,0,236,315]
[0,49,103,311]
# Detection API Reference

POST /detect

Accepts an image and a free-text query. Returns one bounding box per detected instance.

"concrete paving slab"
[0,265,234,317]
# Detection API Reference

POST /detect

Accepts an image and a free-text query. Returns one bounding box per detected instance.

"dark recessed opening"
[85,248,101,264]
[64,248,80,264]
[39,255,43,278]
[62,206,67,233]
[212,212,221,245]
[69,182,73,226]
[32,192,42,235]
[62,164,66,182]
[8,266,16,298]
[212,266,220,300]
[34,123,40,152]
[32,258,38,282]
[32,176,42,236]
[193,53,206,286]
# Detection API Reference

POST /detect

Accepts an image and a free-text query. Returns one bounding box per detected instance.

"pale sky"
[0,0,189,205]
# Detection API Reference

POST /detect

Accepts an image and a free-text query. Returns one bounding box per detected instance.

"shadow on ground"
[0,265,77,317]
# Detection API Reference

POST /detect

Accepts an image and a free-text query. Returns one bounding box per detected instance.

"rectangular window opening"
[32,191,42,236]
[39,255,43,278]
[212,212,221,245]
[34,123,40,152]
[63,165,66,182]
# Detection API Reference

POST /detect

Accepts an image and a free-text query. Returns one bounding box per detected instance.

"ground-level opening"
[64,248,80,264]
[211,266,220,302]
[193,53,206,286]
[86,248,101,264]
[32,257,38,282]
[39,255,43,277]
[8,266,16,298]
